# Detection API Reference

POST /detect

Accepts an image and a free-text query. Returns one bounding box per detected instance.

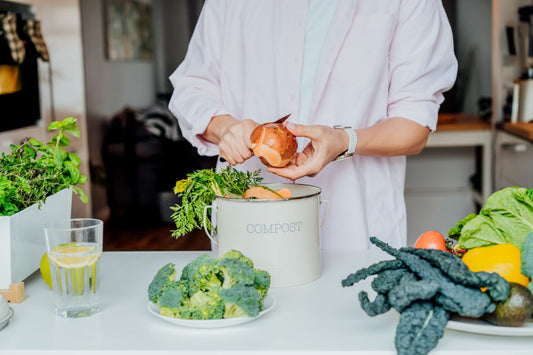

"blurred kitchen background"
[0,0,531,250]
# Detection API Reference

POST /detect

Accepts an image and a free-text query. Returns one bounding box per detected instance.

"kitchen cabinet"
[2,250,533,354]
[405,114,491,245]
[495,129,533,189]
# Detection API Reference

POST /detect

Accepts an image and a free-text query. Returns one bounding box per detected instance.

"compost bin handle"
[203,205,217,245]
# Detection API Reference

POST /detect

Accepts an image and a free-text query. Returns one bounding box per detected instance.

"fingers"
[267,151,322,180]
[218,119,258,165]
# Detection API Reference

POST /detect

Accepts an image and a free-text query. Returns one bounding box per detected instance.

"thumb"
[284,122,319,140]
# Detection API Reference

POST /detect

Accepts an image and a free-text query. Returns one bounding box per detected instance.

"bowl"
[0,307,14,331]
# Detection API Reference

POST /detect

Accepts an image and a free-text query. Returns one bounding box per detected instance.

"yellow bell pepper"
[462,243,530,287]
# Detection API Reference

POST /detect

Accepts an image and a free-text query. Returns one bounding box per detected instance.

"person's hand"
[203,115,259,165]
[267,122,349,180]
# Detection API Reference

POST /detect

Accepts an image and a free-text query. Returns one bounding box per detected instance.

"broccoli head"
[149,251,271,320]
[219,282,262,318]
[188,289,225,319]
[221,250,254,268]
[180,254,222,295]
[148,263,176,303]
[217,256,255,289]
[157,281,189,318]
[253,269,271,298]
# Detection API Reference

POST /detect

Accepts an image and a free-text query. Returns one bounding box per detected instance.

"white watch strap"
[333,125,357,161]
[344,127,357,155]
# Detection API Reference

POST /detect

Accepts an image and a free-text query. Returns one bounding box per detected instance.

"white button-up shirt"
[169,0,457,250]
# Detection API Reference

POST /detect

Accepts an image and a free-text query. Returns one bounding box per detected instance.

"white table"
[1,250,532,355]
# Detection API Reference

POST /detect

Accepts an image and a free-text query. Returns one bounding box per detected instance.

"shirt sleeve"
[387,0,458,131]
[168,0,229,156]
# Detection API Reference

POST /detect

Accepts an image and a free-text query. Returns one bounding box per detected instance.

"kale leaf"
[395,302,449,355]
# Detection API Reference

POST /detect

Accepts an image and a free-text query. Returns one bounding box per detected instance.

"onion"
[250,122,297,167]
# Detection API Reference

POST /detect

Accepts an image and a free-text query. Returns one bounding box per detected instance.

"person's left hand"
[267,122,349,180]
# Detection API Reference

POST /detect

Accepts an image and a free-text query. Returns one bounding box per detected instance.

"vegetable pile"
[148,250,271,320]
[0,117,88,216]
[170,166,292,239]
[342,237,510,355]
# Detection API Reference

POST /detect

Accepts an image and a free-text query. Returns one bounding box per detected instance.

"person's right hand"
[267,122,349,180]
[203,114,259,165]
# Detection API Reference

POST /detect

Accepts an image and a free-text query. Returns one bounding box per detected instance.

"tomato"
[414,230,447,251]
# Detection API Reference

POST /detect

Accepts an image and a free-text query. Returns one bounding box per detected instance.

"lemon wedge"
[49,245,101,269]
[40,253,53,289]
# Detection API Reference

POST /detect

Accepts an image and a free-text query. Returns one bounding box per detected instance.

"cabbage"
[448,187,533,249]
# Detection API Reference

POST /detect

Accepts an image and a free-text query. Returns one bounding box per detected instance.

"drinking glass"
[44,218,103,318]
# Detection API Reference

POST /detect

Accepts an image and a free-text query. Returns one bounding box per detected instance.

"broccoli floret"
[150,252,271,320]
[253,269,271,298]
[188,290,225,319]
[217,257,255,289]
[157,281,189,318]
[148,263,176,303]
[180,254,222,295]
[221,250,254,268]
[219,282,262,318]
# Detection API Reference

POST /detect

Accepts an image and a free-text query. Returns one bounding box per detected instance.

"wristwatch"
[333,125,357,161]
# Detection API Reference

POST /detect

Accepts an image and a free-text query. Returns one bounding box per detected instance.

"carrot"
[243,186,292,199]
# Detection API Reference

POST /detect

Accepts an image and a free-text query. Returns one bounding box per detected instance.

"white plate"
[147,294,276,329]
[447,315,533,336]
[0,307,13,331]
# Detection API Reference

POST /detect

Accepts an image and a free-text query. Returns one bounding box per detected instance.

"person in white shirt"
[169,0,457,251]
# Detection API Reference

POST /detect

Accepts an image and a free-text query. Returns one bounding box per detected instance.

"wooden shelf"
[503,122,533,141]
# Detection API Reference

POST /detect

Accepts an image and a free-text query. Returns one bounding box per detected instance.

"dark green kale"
[370,237,495,317]
[370,268,412,294]
[404,247,509,302]
[342,237,512,355]
[520,232,533,279]
[358,292,391,316]
[342,259,405,287]
[387,280,440,313]
[395,302,449,355]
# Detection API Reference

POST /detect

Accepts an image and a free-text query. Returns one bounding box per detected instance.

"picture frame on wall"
[104,0,153,61]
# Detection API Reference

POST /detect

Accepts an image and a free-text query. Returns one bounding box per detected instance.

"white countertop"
[1,250,533,355]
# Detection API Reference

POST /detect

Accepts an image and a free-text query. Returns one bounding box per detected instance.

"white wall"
[155,0,195,93]
[80,0,158,217]
[80,0,156,166]
[456,0,493,115]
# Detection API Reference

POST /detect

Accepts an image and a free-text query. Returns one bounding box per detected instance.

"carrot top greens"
[170,166,262,239]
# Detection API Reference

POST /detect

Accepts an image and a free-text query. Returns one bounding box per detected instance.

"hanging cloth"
[0,64,21,94]
[24,19,49,61]
[0,12,25,64]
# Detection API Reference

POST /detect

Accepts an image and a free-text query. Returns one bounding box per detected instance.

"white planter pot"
[0,189,72,289]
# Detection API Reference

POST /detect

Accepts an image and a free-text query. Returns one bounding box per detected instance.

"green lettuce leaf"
[453,187,533,249]
[457,214,508,249]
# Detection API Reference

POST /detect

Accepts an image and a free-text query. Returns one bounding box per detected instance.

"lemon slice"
[49,244,101,269]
